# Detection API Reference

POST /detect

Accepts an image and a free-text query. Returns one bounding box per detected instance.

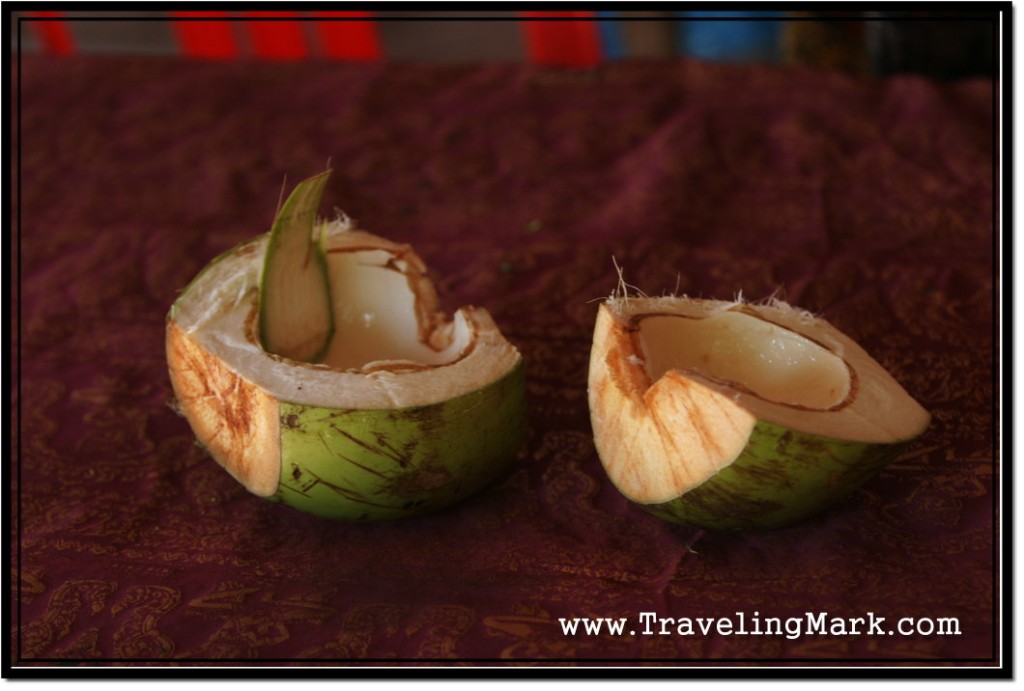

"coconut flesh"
[588,296,930,528]
[166,187,523,517]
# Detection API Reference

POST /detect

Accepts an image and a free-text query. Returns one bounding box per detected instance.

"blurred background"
[13,9,997,81]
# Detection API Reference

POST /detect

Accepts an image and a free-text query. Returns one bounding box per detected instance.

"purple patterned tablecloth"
[14,54,998,666]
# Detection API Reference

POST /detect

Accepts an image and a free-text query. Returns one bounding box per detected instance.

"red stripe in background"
[26,11,76,56]
[521,11,601,67]
[170,11,239,59]
[244,11,310,60]
[313,11,381,61]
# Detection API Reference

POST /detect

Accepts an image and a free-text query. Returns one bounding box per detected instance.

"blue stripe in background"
[678,11,783,62]
[596,10,626,60]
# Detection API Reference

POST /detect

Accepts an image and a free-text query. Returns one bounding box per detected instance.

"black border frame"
[3,1,1013,680]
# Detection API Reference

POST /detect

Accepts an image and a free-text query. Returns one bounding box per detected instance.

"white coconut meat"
[587,297,931,504]
[166,222,521,496]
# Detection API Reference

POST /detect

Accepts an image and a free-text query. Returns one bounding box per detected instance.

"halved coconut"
[166,173,526,521]
[588,296,930,530]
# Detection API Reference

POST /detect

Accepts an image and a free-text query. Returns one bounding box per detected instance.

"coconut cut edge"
[167,225,523,497]
[167,319,282,497]
[588,296,931,504]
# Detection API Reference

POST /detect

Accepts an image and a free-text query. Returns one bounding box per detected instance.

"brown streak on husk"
[331,425,410,468]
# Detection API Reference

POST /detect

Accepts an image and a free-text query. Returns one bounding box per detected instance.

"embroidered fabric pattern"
[15,55,996,664]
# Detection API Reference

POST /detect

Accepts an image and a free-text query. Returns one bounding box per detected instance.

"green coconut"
[166,172,526,520]
[587,296,930,530]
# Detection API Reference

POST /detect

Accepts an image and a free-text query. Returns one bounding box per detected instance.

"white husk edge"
[172,223,521,410]
[598,296,930,445]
